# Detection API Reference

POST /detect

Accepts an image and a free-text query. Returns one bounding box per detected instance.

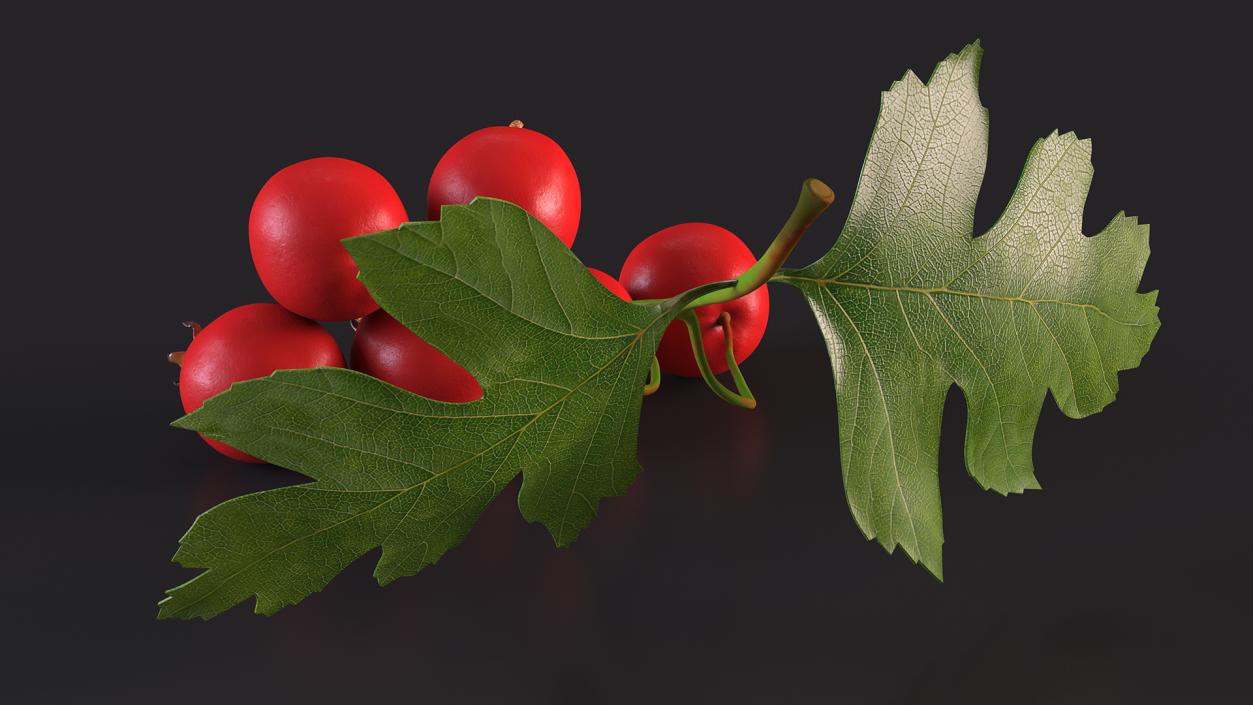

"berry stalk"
[680,310,756,409]
[682,178,834,311]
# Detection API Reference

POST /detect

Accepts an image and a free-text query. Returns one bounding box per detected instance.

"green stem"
[683,178,834,311]
[630,281,734,309]
[717,312,754,403]
[681,310,756,410]
[643,357,661,396]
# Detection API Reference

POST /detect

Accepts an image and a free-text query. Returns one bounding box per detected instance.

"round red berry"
[428,122,580,247]
[250,157,408,321]
[620,223,768,377]
[351,310,483,403]
[177,303,345,462]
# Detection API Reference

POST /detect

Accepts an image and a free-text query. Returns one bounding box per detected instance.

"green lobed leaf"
[161,198,709,619]
[774,41,1160,578]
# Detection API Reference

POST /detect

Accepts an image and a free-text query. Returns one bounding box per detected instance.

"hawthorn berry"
[588,267,631,301]
[620,223,768,377]
[350,311,483,403]
[249,157,408,321]
[427,120,581,247]
[171,303,345,462]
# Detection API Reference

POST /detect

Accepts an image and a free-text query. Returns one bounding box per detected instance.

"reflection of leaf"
[776,42,1160,578]
[162,199,706,619]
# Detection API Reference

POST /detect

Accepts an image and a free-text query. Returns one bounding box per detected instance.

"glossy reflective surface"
[6,10,1248,703]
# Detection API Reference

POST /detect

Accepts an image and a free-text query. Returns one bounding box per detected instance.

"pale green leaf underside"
[162,199,693,619]
[776,41,1160,578]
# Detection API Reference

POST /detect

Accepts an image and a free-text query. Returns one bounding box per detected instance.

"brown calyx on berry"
[168,321,202,366]
[508,119,525,128]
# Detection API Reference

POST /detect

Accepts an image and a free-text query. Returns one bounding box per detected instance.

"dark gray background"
[4,6,1248,703]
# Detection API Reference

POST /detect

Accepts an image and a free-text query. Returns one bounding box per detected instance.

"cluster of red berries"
[173,121,769,462]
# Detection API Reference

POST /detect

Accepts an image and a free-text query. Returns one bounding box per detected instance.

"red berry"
[250,157,409,321]
[175,304,345,462]
[588,267,631,301]
[350,310,483,403]
[427,121,581,247]
[619,223,768,378]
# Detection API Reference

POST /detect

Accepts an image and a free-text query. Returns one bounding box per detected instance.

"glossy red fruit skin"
[351,310,483,403]
[427,125,581,247]
[588,268,631,301]
[250,157,409,321]
[619,223,768,378]
[179,303,345,462]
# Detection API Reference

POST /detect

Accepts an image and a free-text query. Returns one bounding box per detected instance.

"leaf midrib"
[774,275,1152,327]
